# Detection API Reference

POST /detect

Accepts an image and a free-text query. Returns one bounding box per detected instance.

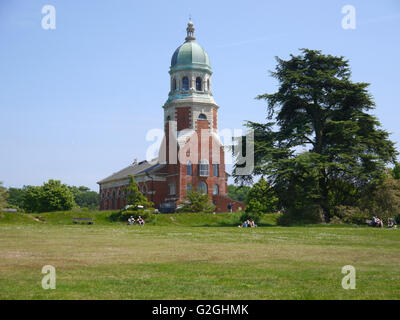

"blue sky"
[1,0,399,191]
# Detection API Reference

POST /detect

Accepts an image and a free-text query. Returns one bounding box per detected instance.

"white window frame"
[199,159,209,176]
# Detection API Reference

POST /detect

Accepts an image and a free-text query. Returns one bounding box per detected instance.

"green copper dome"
[170,22,211,73]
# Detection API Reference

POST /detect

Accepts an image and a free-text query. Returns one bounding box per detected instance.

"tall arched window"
[198,181,208,194]
[199,159,209,176]
[198,113,207,120]
[213,184,219,195]
[187,161,192,175]
[196,77,202,91]
[112,191,116,209]
[172,78,177,91]
[182,77,189,90]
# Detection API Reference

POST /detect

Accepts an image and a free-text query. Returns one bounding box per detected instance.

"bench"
[73,218,94,225]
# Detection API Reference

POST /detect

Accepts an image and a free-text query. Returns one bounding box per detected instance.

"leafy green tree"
[227,185,251,202]
[391,164,400,180]
[40,180,75,212]
[235,49,398,222]
[179,191,216,213]
[0,182,9,209]
[22,185,45,212]
[69,186,99,210]
[245,177,278,214]
[7,187,25,208]
[22,180,75,212]
[125,175,153,208]
[360,174,400,218]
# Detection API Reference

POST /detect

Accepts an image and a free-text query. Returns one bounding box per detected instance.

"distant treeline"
[0,180,99,212]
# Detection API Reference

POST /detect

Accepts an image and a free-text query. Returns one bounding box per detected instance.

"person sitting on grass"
[249,219,257,228]
[388,218,398,229]
[128,216,135,225]
[137,216,145,226]
[373,216,384,228]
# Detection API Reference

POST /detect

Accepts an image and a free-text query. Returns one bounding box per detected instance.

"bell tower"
[161,20,227,206]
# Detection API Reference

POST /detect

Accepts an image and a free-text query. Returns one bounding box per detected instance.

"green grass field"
[0,210,399,299]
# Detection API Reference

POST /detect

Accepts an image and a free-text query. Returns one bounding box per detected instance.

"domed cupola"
[164,20,216,107]
[170,21,211,73]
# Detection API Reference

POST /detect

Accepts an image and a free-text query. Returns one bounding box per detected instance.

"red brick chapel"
[97,21,245,213]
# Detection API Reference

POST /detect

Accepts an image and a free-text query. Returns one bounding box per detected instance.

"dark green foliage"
[68,186,99,210]
[234,49,398,223]
[125,175,153,208]
[0,182,9,208]
[245,177,278,214]
[240,211,262,224]
[227,185,250,202]
[7,187,25,208]
[277,205,324,226]
[178,191,216,213]
[391,164,400,180]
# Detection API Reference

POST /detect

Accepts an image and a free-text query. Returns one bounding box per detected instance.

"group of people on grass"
[238,219,257,228]
[127,216,145,226]
[370,216,397,229]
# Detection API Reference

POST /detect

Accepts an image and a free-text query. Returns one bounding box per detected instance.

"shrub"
[178,191,215,213]
[333,206,369,225]
[360,174,400,221]
[277,205,324,226]
[240,211,262,224]
[109,208,155,223]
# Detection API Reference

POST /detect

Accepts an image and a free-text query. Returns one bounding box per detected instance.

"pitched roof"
[97,159,162,184]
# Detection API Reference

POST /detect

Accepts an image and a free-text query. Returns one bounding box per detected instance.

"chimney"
[133,158,138,165]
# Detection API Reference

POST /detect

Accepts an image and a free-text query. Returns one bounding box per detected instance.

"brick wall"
[212,195,246,213]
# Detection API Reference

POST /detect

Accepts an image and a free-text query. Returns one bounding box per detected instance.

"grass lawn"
[0,211,399,299]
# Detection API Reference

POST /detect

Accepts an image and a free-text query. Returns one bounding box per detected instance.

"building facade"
[97,21,245,213]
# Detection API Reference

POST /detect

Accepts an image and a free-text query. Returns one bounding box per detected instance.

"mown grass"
[0,211,399,299]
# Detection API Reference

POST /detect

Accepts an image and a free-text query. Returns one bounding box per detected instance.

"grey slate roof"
[97,159,162,184]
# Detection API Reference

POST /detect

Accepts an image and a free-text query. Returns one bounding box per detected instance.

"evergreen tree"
[235,49,397,222]
[125,175,153,208]
[391,164,400,180]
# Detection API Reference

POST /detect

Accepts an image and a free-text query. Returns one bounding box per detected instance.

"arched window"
[198,181,208,194]
[198,113,207,120]
[112,191,116,209]
[172,78,177,91]
[166,115,171,121]
[199,159,209,176]
[196,77,202,91]
[182,77,189,90]
[187,161,192,176]
[213,184,219,195]
[187,183,192,193]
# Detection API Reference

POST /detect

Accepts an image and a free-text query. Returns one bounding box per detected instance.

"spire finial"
[185,19,195,42]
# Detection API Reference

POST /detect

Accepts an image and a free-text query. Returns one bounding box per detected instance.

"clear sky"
[1,0,399,191]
